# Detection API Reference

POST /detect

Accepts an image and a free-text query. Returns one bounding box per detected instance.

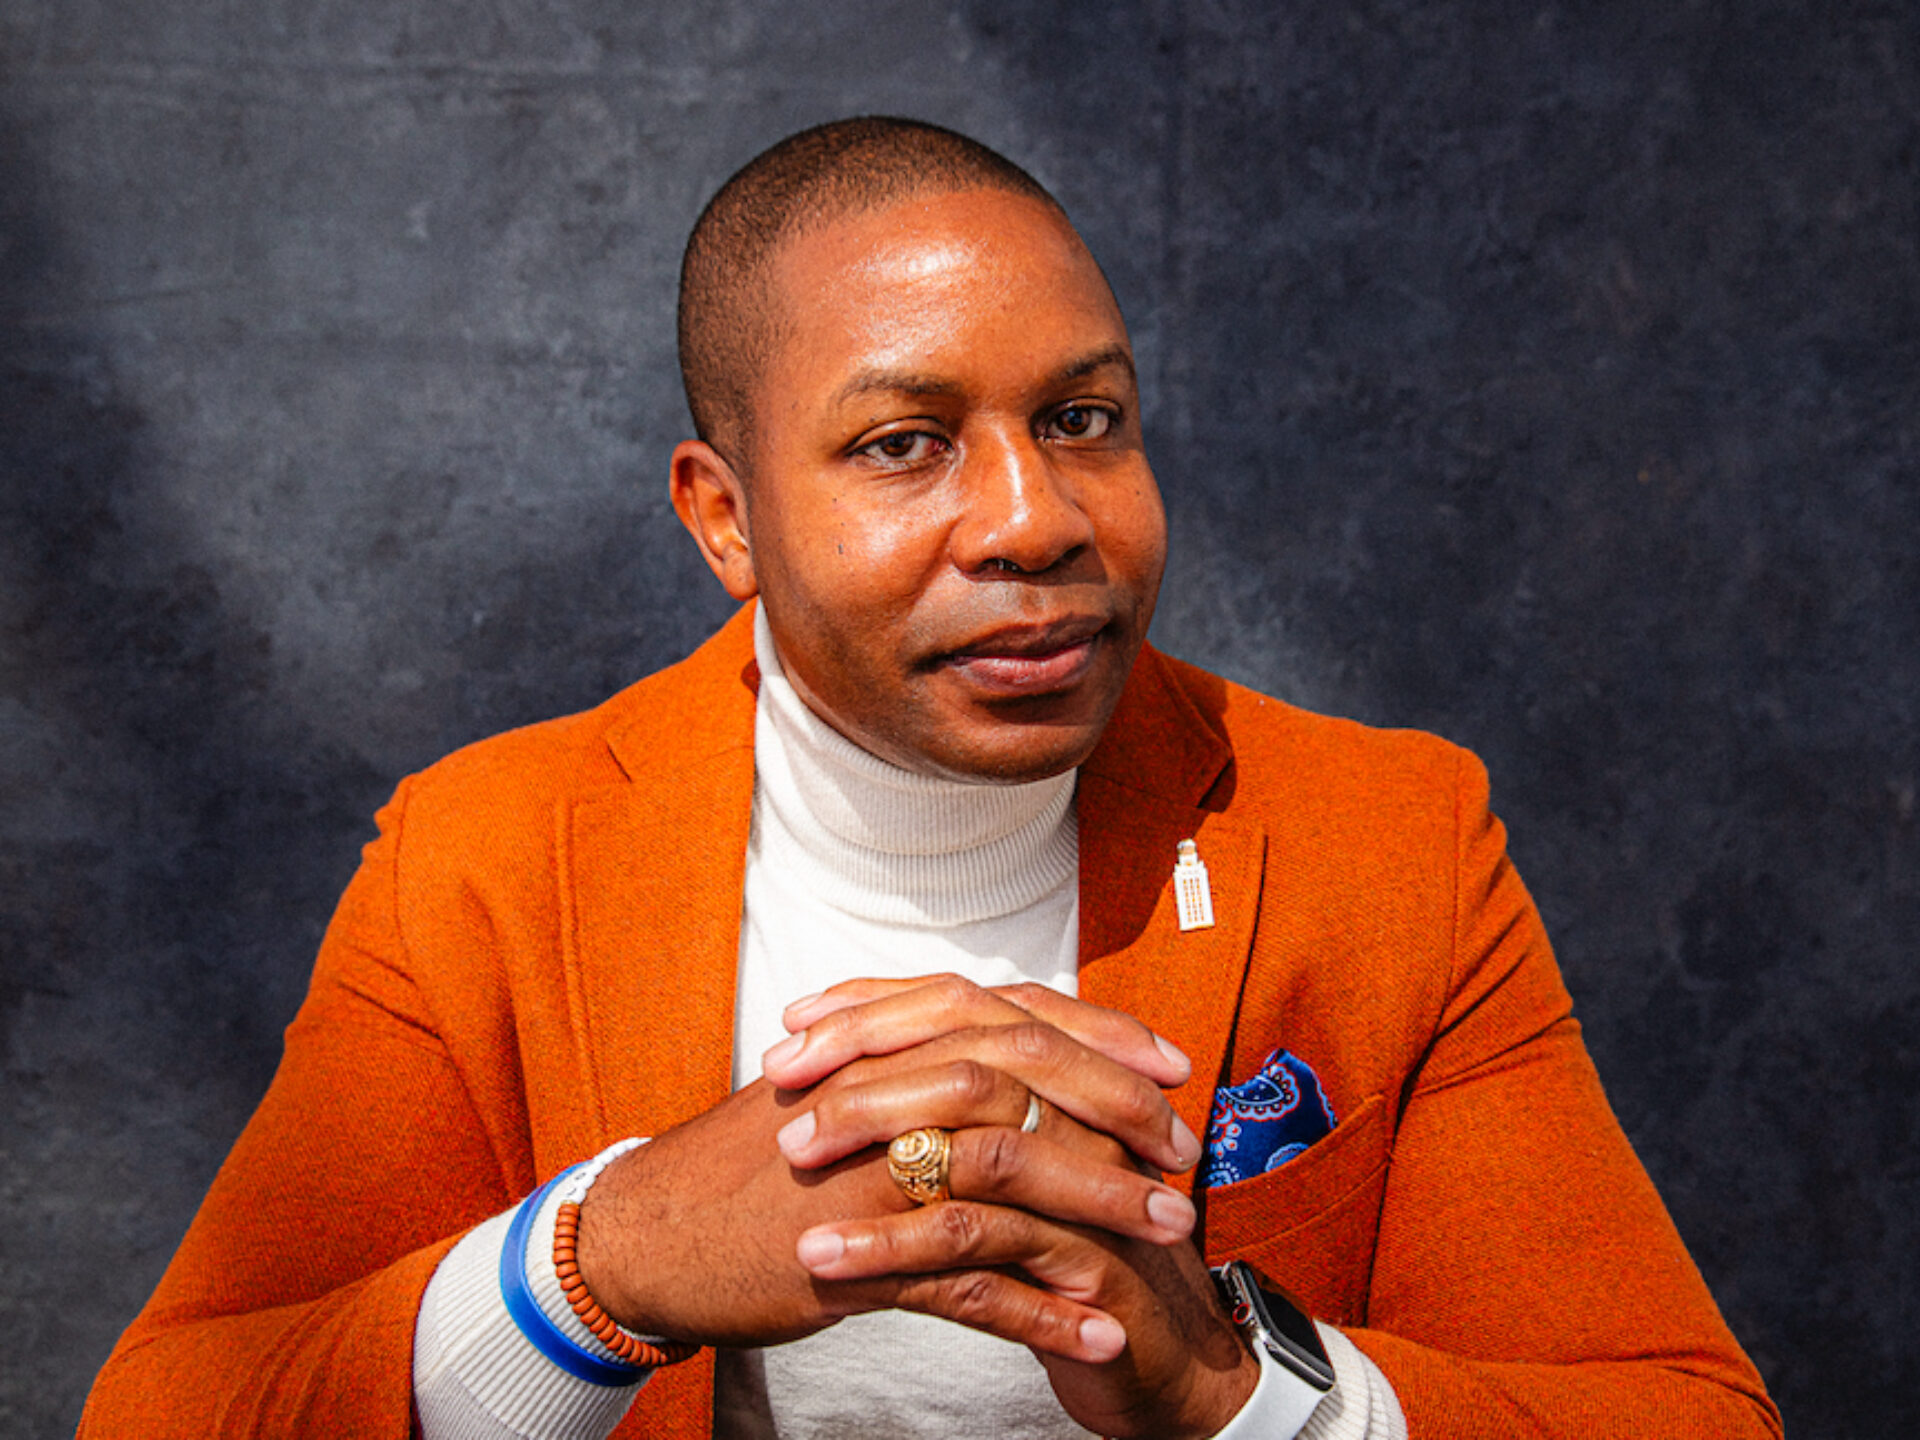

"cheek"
[818,505,956,607]
[1102,480,1169,590]
[773,530,935,676]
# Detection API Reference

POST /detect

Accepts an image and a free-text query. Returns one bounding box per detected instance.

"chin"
[915,722,1104,786]
[841,676,1126,783]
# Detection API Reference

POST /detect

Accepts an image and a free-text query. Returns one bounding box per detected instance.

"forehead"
[757,189,1129,403]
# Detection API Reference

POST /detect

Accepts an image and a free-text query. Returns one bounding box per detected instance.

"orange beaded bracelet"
[551,1199,698,1368]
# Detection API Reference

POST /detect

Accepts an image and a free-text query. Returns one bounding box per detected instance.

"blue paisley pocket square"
[1203,1048,1337,1187]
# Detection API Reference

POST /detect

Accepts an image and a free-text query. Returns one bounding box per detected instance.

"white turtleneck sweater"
[717,607,1084,1440]
[411,609,1404,1440]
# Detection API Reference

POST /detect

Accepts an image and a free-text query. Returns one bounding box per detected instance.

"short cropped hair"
[677,116,1062,462]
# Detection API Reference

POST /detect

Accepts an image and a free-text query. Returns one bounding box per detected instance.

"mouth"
[936,615,1109,696]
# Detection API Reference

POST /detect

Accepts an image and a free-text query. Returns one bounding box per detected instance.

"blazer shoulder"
[1147,648,1478,819]
[391,604,758,836]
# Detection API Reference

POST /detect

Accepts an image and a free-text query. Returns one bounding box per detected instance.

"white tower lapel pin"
[1174,839,1215,932]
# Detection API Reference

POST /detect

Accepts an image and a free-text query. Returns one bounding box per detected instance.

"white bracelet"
[558,1136,648,1207]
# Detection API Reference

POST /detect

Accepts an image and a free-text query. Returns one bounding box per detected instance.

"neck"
[751,604,1078,925]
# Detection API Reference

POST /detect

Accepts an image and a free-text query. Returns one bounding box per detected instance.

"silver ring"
[1020,1094,1045,1134]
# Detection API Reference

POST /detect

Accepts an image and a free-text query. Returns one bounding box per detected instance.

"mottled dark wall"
[2,1,1914,1435]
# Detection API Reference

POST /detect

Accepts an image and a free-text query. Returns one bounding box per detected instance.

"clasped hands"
[574,975,1259,1438]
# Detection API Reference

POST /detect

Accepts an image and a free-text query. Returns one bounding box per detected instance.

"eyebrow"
[830,343,1137,409]
[1054,343,1137,387]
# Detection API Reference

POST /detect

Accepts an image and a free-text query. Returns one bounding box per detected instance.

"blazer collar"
[563,613,1264,1193]
[1078,646,1264,1198]
[564,604,761,1141]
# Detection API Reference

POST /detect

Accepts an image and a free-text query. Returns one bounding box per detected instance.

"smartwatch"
[1212,1260,1336,1393]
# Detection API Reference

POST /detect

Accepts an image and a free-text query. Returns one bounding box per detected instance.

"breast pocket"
[1198,1093,1392,1326]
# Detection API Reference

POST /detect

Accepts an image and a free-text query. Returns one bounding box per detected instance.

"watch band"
[1212,1259,1336,1393]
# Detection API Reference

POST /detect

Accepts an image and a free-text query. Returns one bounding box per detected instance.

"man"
[81,118,1779,1439]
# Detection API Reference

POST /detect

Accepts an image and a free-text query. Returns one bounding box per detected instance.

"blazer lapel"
[1077,782,1265,1198]
[562,755,753,1140]
[558,605,760,1147]
[1077,646,1267,1199]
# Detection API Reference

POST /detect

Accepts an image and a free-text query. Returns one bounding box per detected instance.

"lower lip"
[944,637,1098,696]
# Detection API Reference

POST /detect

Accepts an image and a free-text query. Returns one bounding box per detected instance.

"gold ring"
[1020,1094,1045,1134]
[887,1127,953,1205]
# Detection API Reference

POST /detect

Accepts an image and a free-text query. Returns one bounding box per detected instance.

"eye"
[855,430,947,465]
[1044,404,1116,442]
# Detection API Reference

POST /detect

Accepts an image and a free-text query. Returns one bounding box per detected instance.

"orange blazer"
[81,604,1779,1439]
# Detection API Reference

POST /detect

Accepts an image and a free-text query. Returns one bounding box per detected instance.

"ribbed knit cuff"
[414,1193,648,1440]
[1213,1323,1407,1440]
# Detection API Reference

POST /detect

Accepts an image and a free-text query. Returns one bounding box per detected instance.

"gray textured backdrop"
[3,2,1916,1435]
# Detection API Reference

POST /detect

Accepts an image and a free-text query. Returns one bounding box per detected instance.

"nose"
[949,428,1095,576]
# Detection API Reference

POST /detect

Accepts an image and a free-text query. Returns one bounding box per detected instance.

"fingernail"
[783,991,823,1023]
[796,1229,845,1270]
[1146,1188,1195,1235]
[1170,1113,1202,1169]
[1154,1034,1191,1078]
[776,1111,816,1157]
[1078,1315,1127,1361]
[763,1032,805,1070]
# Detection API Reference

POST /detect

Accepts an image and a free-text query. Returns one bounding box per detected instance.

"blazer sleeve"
[1341,749,1781,1439]
[78,779,516,1439]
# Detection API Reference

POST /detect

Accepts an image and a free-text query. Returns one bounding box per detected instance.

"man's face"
[695,188,1166,783]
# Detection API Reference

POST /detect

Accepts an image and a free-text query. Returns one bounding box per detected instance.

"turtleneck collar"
[751,604,1078,927]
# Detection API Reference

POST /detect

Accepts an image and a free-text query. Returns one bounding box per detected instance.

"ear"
[670,439,758,600]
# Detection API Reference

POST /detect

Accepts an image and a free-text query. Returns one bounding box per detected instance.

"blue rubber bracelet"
[499,1166,647,1387]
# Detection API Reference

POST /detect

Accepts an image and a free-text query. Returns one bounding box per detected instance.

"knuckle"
[1091,1166,1143,1215]
[937,1267,1004,1323]
[1112,1079,1163,1131]
[817,1085,869,1129]
[811,1006,857,1046]
[930,1201,991,1259]
[967,1125,1028,1190]
[1114,1011,1156,1047]
[1038,1307,1083,1348]
[998,981,1050,1010]
[943,1059,999,1108]
[1003,1020,1061,1066]
[931,973,979,1007]
[1091,1132,1131,1168]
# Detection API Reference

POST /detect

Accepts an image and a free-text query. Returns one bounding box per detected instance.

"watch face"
[1257,1285,1335,1391]
[1214,1261,1336,1392]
